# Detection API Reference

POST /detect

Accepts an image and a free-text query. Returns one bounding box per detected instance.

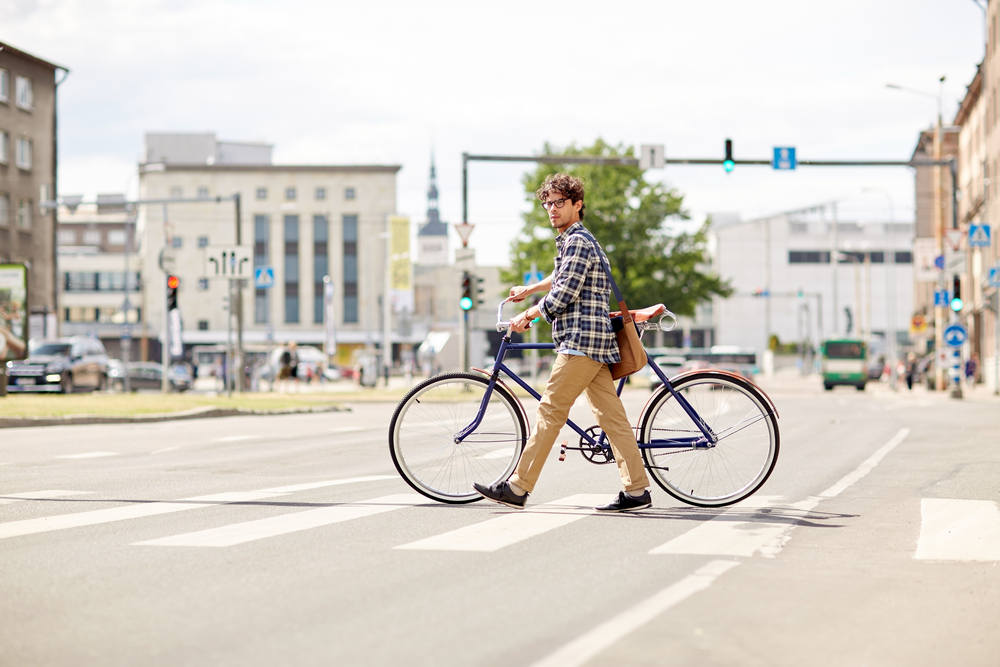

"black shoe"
[473,481,527,509]
[595,490,652,512]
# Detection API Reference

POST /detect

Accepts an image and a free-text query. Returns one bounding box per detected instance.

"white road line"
[328,426,367,434]
[0,476,396,540]
[134,493,421,547]
[0,490,92,505]
[530,560,740,667]
[395,494,607,552]
[55,451,118,459]
[915,498,1000,562]
[649,496,818,558]
[212,435,260,443]
[477,448,517,460]
[819,427,909,498]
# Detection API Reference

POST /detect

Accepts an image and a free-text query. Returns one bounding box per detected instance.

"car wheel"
[61,374,74,394]
[97,374,108,392]
[823,383,833,391]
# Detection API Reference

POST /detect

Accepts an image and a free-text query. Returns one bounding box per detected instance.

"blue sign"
[523,271,545,284]
[944,324,968,347]
[934,255,945,270]
[772,147,797,170]
[933,289,950,307]
[254,266,275,289]
[989,265,1000,287]
[969,224,991,248]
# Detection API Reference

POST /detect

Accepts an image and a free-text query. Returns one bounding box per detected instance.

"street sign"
[945,229,963,252]
[772,147,797,170]
[933,289,950,307]
[523,271,545,284]
[158,249,177,274]
[254,266,275,289]
[639,144,665,170]
[454,222,475,248]
[969,223,991,248]
[933,254,945,270]
[989,265,1000,288]
[203,246,252,279]
[943,323,968,347]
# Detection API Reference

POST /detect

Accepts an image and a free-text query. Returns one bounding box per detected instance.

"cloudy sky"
[4,0,983,265]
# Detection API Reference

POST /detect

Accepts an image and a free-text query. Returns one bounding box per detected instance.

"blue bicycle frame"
[455,333,718,453]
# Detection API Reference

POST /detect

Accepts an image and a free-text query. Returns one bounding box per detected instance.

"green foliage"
[502,139,732,322]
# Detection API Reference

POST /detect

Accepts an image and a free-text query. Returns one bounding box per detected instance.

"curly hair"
[536,173,585,221]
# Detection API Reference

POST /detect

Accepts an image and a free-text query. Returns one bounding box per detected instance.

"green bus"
[821,338,867,391]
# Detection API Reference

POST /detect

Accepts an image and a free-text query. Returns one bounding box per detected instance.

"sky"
[3,0,985,266]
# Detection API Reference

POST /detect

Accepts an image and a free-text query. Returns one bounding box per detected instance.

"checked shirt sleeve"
[538,235,593,323]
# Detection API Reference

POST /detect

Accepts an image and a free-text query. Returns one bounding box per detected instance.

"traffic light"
[166,275,180,310]
[723,138,734,173]
[460,271,473,311]
[950,274,963,312]
[473,274,485,309]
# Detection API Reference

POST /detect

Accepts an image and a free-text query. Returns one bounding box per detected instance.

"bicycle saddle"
[608,303,666,322]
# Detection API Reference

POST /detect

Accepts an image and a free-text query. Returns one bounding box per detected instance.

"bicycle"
[389,300,780,508]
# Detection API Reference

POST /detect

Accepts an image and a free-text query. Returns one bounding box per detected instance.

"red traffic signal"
[167,275,180,289]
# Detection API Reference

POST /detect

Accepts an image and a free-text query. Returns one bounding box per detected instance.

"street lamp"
[885,78,947,124]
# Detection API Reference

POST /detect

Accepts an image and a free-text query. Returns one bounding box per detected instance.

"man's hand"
[508,285,532,302]
[510,306,539,333]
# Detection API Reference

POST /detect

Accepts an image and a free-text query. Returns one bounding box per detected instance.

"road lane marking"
[55,451,118,459]
[0,490,92,505]
[530,560,740,667]
[395,494,607,552]
[915,498,1000,562]
[133,493,421,547]
[328,426,367,434]
[212,435,260,443]
[649,496,818,558]
[477,448,517,460]
[819,427,909,499]
[0,476,396,540]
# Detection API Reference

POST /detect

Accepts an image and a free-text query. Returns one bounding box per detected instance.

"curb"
[0,404,351,429]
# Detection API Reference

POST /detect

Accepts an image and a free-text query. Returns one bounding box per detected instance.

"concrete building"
[711,206,914,367]
[136,133,405,371]
[0,41,68,337]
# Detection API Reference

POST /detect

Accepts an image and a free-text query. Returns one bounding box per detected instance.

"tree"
[502,139,732,322]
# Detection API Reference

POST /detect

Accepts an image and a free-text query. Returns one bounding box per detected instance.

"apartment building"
[0,41,67,337]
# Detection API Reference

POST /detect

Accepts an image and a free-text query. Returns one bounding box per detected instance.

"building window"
[788,250,830,264]
[197,186,209,198]
[284,215,299,323]
[285,187,297,201]
[169,186,182,198]
[198,320,209,331]
[313,215,329,324]
[171,237,182,248]
[107,230,127,246]
[342,214,358,323]
[15,137,31,170]
[197,235,209,248]
[894,251,912,264]
[57,229,75,245]
[315,187,326,201]
[344,187,356,200]
[0,69,8,103]
[198,278,210,291]
[0,194,10,227]
[83,230,101,245]
[0,131,8,164]
[15,76,32,110]
[256,187,267,200]
[254,214,270,324]
[16,199,32,229]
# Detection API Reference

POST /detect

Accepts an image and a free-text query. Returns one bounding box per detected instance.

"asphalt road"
[1,375,998,666]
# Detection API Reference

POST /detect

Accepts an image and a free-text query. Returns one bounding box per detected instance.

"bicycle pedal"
[558,441,567,461]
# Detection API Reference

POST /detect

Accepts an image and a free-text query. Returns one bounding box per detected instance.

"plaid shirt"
[537,223,620,365]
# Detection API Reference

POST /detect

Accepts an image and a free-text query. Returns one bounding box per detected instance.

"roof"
[139,163,400,174]
[0,41,68,72]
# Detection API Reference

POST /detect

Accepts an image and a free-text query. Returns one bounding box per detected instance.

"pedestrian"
[473,173,652,512]
[965,353,978,387]
[905,352,917,390]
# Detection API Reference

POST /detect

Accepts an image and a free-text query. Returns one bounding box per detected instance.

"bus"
[821,338,867,391]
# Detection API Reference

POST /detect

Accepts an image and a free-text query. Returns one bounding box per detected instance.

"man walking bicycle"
[473,173,652,512]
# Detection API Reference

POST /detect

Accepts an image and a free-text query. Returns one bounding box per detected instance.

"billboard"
[0,263,29,361]
[389,215,413,313]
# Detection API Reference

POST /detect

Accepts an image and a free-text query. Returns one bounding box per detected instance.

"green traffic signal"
[950,296,963,312]
[723,138,734,172]
[460,296,473,311]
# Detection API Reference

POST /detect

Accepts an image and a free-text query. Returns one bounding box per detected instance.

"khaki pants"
[510,353,649,494]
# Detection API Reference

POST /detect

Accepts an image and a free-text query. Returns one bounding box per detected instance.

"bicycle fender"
[470,367,532,438]
[653,369,780,420]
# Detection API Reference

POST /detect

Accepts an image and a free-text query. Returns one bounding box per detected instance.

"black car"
[5,337,109,393]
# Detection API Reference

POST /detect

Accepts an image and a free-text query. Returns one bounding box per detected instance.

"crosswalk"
[3,481,997,561]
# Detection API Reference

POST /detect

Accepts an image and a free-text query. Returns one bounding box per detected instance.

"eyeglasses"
[541,197,571,211]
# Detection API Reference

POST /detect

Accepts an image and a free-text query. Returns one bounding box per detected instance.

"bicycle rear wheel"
[639,371,778,507]
[389,373,527,503]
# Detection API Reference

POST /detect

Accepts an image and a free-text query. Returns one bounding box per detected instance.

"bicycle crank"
[579,426,615,464]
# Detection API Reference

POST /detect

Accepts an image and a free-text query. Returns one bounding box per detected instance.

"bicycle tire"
[639,370,779,507]
[388,372,527,504]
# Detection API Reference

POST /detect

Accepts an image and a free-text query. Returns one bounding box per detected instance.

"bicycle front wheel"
[639,371,779,507]
[389,373,527,503]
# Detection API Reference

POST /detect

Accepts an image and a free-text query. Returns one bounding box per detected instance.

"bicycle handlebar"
[495,299,677,333]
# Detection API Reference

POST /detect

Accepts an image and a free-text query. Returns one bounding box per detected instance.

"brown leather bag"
[585,233,647,379]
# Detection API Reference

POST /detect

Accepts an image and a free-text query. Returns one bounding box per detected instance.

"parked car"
[5,336,109,393]
[109,361,193,392]
[644,355,687,391]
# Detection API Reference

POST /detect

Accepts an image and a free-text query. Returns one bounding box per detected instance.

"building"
[711,206,914,369]
[56,194,143,358]
[136,132,405,371]
[416,155,449,266]
[0,41,68,338]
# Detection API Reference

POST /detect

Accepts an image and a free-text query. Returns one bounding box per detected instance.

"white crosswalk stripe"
[395,494,607,552]
[915,498,1000,562]
[135,493,421,547]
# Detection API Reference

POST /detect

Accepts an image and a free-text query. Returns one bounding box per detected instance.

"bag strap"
[579,231,630,319]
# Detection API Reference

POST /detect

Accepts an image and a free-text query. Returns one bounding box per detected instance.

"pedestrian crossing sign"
[969,224,991,248]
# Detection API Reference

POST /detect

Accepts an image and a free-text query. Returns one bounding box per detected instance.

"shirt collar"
[555,222,586,246]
